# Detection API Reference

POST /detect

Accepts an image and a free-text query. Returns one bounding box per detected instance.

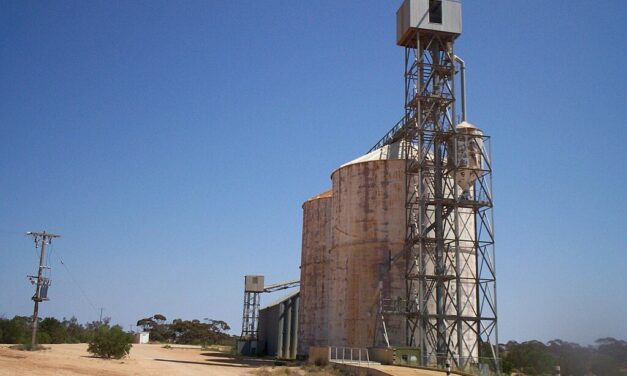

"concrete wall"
[298,191,332,357]
[369,348,394,365]
[328,159,407,349]
[308,346,330,366]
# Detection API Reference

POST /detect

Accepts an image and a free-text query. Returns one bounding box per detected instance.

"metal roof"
[260,289,300,310]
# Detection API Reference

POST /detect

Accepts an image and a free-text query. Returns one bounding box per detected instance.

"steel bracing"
[377,30,499,373]
[241,291,260,339]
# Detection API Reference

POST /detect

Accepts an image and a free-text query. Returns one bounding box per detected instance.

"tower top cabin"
[396,0,462,47]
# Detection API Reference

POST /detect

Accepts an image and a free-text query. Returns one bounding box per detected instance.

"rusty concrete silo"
[298,140,479,360]
[297,190,332,357]
[327,142,407,349]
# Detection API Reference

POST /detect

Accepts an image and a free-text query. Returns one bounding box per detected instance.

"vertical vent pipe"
[454,55,466,122]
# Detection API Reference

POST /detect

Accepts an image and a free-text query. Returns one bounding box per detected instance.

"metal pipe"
[454,55,467,122]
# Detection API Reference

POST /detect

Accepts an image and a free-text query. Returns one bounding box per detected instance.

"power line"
[22,231,102,330]
[55,252,100,317]
[0,228,25,235]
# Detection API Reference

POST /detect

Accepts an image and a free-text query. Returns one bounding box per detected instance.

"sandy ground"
[0,344,454,376]
[369,365,452,376]
[0,344,277,376]
[334,363,453,376]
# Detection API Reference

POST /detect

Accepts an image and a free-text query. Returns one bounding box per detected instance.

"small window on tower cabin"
[429,0,443,24]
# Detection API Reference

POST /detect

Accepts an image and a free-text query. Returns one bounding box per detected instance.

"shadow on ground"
[154,351,278,369]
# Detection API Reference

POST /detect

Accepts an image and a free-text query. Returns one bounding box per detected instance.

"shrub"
[0,317,29,344]
[87,325,133,359]
[39,317,68,343]
[10,343,48,351]
[36,331,51,344]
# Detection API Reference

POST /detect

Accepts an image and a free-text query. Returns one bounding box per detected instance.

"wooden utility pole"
[26,231,60,348]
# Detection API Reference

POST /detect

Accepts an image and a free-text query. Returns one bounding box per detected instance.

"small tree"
[40,317,68,343]
[87,325,133,359]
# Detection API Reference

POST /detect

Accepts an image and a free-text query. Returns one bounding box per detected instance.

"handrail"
[369,115,408,152]
[329,346,371,367]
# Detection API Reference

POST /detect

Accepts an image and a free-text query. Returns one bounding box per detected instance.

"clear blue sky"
[1,0,625,345]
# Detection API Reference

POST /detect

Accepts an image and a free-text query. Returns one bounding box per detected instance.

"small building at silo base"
[133,332,150,344]
[257,290,300,359]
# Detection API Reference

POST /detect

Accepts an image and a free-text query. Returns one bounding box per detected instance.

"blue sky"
[1,0,625,345]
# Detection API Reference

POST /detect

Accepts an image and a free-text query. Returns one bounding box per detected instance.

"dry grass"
[252,363,344,376]
[201,344,233,352]
[8,344,49,351]
[300,363,345,375]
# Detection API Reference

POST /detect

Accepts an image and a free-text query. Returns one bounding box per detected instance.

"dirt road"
[0,344,275,376]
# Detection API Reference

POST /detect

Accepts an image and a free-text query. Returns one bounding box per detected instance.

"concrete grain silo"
[298,140,481,361]
[294,0,499,370]
[297,190,332,357]
[255,0,499,370]
[327,143,408,349]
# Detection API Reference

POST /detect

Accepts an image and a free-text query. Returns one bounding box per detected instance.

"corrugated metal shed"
[396,0,462,46]
[258,290,300,359]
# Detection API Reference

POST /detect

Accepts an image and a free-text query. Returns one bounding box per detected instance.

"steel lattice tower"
[241,291,260,339]
[240,275,264,340]
[372,0,499,372]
